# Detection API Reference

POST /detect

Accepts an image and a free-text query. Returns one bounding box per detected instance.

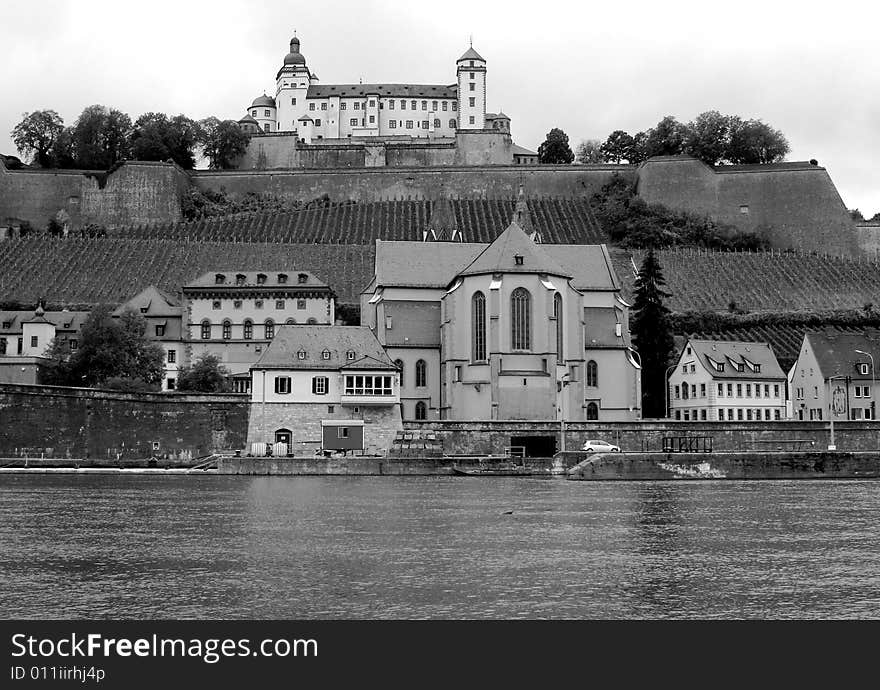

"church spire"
[423,193,461,242]
[512,184,540,243]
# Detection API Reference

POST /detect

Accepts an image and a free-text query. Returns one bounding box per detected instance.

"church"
[239,35,511,142]
[360,193,643,422]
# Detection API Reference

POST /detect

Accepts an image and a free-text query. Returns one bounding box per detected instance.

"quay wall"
[565,451,880,480]
[0,383,249,460]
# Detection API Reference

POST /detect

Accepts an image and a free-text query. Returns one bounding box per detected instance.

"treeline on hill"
[673,306,880,333]
[591,174,768,250]
[573,111,790,166]
[8,107,251,171]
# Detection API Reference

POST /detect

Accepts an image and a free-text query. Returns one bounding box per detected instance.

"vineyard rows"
[613,248,880,313]
[0,238,375,306]
[107,197,607,245]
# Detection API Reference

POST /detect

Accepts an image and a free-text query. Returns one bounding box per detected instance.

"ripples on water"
[0,475,878,619]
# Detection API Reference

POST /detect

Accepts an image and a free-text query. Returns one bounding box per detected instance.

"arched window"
[433,118,441,128]
[415,401,427,420]
[510,288,531,351]
[586,402,599,420]
[222,320,232,340]
[554,293,563,364]
[275,428,292,445]
[586,360,598,387]
[285,318,296,325]
[394,359,405,386]
[449,118,457,129]
[243,319,253,340]
[415,359,427,388]
[306,317,318,325]
[200,319,211,340]
[472,291,486,361]
[264,319,275,340]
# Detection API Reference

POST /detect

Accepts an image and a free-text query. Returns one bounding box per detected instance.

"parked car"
[581,439,621,453]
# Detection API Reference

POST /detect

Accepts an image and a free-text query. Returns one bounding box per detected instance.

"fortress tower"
[456,46,486,130]
[275,35,314,134]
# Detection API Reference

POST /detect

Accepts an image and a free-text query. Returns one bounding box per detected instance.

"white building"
[247,325,401,455]
[668,339,787,421]
[243,35,493,141]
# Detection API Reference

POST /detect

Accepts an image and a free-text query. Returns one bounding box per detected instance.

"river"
[1,475,878,619]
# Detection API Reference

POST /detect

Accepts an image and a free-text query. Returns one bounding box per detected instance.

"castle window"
[297,299,306,310]
[422,121,429,129]
[297,349,307,360]
[369,100,375,107]
[510,288,531,351]
[400,100,406,109]
[314,119,321,126]
[70,339,78,351]
[201,320,211,340]
[291,98,296,106]
[740,205,749,214]
[452,102,457,111]
[442,102,448,111]
[309,103,315,110]
[389,101,395,110]
[155,325,165,337]
[369,115,375,124]
[434,119,440,128]
[389,120,397,129]
[514,254,524,266]
[312,376,328,395]
[243,320,253,340]
[350,118,358,126]
[472,291,486,362]
[406,121,414,129]
[470,72,475,79]
[346,350,356,360]
[256,273,266,285]
[255,300,263,309]
[251,110,256,117]
[354,102,360,110]
[449,119,456,128]
[421,101,427,110]
[469,61,474,67]
[321,103,327,110]
[587,360,598,387]
[586,402,598,420]
[432,101,437,111]
[415,359,427,388]
[264,109,270,117]
[212,300,221,310]
[415,401,427,420]
[411,101,417,110]
[340,102,346,110]
[222,320,231,340]
[554,293,564,364]
[277,273,287,284]
[215,274,225,284]
[264,319,275,340]
[469,82,475,91]
[276,300,285,309]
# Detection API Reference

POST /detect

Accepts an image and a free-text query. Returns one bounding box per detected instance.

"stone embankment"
[565,451,880,480]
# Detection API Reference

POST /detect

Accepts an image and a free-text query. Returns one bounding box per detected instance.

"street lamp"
[854,349,875,421]
[558,372,571,452]
[665,360,694,420]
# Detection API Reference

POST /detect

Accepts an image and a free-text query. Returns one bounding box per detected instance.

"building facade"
[247,325,401,455]
[183,270,336,390]
[789,330,879,421]
[668,339,787,421]
[242,36,493,142]
[361,202,641,422]
[0,306,89,384]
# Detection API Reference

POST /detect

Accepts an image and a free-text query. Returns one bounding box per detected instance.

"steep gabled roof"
[686,338,786,380]
[804,329,880,379]
[113,285,183,317]
[458,221,571,279]
[307,84,457,99]
[252,325,395,370]
[371,240,483,289]
[458,47,485,62]
[184,270,329,290]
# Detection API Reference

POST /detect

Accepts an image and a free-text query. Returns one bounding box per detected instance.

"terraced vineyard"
[0,238,375,306]
[106,197,606,245]
[612,248,880,313]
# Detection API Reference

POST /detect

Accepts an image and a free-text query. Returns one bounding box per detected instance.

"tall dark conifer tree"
[631,249,675,418]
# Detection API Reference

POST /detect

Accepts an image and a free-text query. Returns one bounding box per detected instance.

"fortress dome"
[251,94,276,108]
[283,36,306,65]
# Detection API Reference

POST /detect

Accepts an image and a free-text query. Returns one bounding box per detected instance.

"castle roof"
[252,325,395,371]
[251,94,276,108]
[112,285,183,317]
[511,144,538,158]
[306,83,457,99]
[0,309,89,335]
[458,47,485,62]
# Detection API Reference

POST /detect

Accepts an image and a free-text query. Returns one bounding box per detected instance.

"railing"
[662,436,714,453]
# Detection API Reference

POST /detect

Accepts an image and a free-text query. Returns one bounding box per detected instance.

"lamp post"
[558,373,571,453]
[854,349,875,421]
[665,360,694,420]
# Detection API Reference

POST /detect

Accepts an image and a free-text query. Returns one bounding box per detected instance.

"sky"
[1,0,878,215]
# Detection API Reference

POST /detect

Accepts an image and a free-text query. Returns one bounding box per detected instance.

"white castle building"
[239,35,511,143]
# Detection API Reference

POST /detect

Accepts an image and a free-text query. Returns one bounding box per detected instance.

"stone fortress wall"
[0,154,861,256]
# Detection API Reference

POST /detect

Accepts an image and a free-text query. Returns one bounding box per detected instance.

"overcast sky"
[2,0,878,215]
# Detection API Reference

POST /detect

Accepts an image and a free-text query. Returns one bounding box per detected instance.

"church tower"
[275,35,313,134]
[456,44,486,130]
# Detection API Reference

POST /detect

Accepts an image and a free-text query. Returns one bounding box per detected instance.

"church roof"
[425,197,459,240]
[252,325,395,371]
[458,221,571,278]
[458,47,485,62]
[306,83,457,99]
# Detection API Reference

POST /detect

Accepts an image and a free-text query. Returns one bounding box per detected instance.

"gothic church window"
[201,320,211,340]
[586,360,598,387]
[554,293,564,364]
[222,320,232,340]
[472,292,486,362]
[415,359,427,388]
[587,402,599,420]
[510,288,531,351]
[415,401,427,420]
[244,320,253,340]
[265,319,275,340]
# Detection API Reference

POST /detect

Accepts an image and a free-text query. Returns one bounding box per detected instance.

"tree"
[50,126,77,168]
[600,130,637,164]
[43,305,163,388]
[726,118,789,164]
[198,117,251,169]
[11,110,64,167]
[176,352,231,392]
[575,139,604,164]
[684,110,732,165]
[628,131,649,164]
[642,115,688,158]
[630,249,675,418]
[71,105,132,169]
[850,209,865,221]
[537,128,574,164]
[130,112,200,169]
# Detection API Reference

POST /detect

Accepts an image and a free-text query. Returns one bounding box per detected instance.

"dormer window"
[860,363,870,375]
[215,274,225,284]
[297,273,308,284]
[297,349,307,360]
[754,364,761,373]
[140,307,147,314]
[514,255,524,266]
[738,363,745,372]
[346,350,356,360]
[235,274,246,285]
[322,349,331,360]
[278,273,288,284]
[2,322,10,329]
[716,363,724,372]
[63,322,71,329]
[256,273,267,285]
